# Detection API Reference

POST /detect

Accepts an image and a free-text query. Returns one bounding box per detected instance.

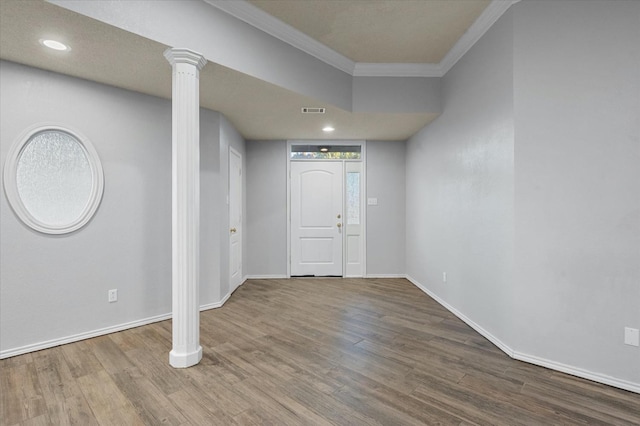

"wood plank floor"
[1,278,638,425]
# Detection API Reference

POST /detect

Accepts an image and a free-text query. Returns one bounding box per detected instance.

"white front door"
[229,148,242,290]
[291,161,343,276]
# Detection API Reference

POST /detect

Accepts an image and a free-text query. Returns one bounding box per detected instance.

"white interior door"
[291,161,343,276]
[229,148,242,290]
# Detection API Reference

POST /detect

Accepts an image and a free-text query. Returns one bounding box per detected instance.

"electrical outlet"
[624,327,639,347]
[442,272,447,283]
[108,289,118,303]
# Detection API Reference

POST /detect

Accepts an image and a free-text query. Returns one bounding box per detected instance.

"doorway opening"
[287,142,365,278]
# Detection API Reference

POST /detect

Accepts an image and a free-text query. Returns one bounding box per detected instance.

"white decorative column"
[164,48,207,368]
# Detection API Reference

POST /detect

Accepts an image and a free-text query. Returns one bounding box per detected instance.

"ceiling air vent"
[301,107,325,114]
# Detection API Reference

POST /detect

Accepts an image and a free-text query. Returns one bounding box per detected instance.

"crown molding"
[205,0,519,78]
[439,0,520,75]
[203,0,355,74]
[353,63,442,78]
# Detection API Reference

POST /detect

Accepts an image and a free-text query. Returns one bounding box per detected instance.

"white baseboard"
[247,275,408,279]
[228,276,248,294]
[244,274,288,279]
[405,275,640,395]
[202,277,249,312]
[513,352,640,394]
[405,275,514,357]
[7,275,638,394]
[0,312,172,359]
[1,296,234,360]
[364,274,408,279]
[200,294,230,312]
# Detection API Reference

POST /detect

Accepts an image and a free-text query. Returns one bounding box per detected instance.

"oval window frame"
[3,124,104,235]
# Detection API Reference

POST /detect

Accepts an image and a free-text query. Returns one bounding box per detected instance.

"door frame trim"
[286,140,367,278]
[229,146,243,291]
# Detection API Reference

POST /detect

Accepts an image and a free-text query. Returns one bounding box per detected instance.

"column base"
[169,346,203,368]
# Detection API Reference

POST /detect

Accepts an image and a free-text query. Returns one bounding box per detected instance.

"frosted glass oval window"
[3,125,104,234]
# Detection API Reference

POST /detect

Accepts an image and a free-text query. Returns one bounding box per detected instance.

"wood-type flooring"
[1,278,638,425]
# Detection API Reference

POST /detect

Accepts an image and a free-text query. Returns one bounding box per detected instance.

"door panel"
[300,172,334,227]
[300,238,334,263]
[291,161,343,276]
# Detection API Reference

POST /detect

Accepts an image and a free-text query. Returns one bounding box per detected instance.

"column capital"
[164,48,207,71]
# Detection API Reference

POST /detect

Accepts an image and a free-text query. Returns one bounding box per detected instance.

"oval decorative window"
[3,125,104,234]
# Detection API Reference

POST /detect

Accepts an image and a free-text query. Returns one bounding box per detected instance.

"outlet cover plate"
[624,327,639,347]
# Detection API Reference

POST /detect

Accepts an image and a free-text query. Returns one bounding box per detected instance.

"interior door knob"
[230,227,237,233]
[337,223,342,228]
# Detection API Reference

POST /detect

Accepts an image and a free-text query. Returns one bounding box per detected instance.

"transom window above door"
[290,144,361,160]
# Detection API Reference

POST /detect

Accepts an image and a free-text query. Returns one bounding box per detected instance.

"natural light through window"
[290,145,361,160]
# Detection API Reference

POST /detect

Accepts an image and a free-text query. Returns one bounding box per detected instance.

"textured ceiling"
[248,0,490,63]
[0,0,489,140]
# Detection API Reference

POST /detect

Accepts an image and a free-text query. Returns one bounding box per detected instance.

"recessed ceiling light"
[322,126,335,133]
[40,39,70,51]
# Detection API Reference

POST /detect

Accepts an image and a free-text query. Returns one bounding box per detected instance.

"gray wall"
[366,141,406,276]
[199,112,247,304]
[405,0,640,389]
[405,9,515,345]
[353,77,441,114]
[245,140,288,277]
[200,110,222,303]
[0,61,244,355]
[512,0,640,385]
[245,140,407,278]
[0,61,172,353]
